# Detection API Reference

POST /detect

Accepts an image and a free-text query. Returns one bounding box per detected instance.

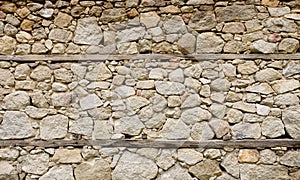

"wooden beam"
[0,54,299,62]
[0,139,299,148]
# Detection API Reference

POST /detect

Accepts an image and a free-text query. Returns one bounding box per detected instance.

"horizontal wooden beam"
[0,139,299,148]
[0,54,299,62]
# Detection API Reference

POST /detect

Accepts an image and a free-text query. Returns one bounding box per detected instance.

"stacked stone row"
[0,0,299,55]
[0,144,299,179]
[0,59,300,141]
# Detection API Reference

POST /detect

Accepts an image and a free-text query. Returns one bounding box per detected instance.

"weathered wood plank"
[0,54,299,62]
[0,139,299,148]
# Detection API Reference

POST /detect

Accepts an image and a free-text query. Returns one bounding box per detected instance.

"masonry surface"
[0,0,299,180]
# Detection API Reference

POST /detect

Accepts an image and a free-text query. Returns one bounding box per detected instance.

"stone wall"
[0,0,300,180]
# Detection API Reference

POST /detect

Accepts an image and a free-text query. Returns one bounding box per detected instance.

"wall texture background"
[0,0,299,179]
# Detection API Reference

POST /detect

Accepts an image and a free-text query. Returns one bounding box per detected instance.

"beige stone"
[54,12,72,28]
[238,149,259,163]
[52,149,82,163]
[262,0,279,7]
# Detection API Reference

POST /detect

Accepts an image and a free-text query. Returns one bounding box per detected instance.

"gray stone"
[279,151,300,167]
[0,111,34,139]
[222,22,245,34]
[268,7,290,16]
[25,106,48,119]
[184,78,202,92]
[15,80,36,90]
[162,15,186,34]
[161,119,190,140]
[3,91,30,110]
[233,102,256,113]
[49,29,72,43]
[85,63,112,81]
[184,64,203,79]
[88,107,112,120]
[155,81,185,95]
[14,64,30,80]
[114,85,135,98]
[256,104,271,116]
[157,164,193,180]
[196,32,225,53]
[169,68,184,82]
[239,164,289,180]
[156,149,176,170]
[232,122,261,139]
[181,94,201,108]
[52,82,68,92]
[116,27,146,43]
[4,24,18,36]
[191,122,215,140]
[39,8,54,18]
[264,18,297,33]
[246,83,274,95]
[180,107,211,125]
[140,12,160,28]
[71,64,87,79]
[21,153,49,175]
[51,92,72,107]
[31,91,49,108]
[30,65,52,81]
[226,109,243,124]
[259,149,277,164]
[0,148,19,161]
[178,149,203,165]
[74,17,103,45]
[283,61,300,77]
[93,120,113,139]
[210,78,231,92]
[112,151,158,180]
[0,68,14,86]
[189,159,222,179]
[177,33,196,54]
[16,44,31,55]
[126,96,150,111]
[149,68,167,80]
[221,151,240,178]
[40,114,68,140]
[40,165,74,180]
[252,40,277,53]
[151,94,167,112]
[223,41,248,53]
[255,68,282,82]
[209,119,230,138]
[216,5,256,22]
[0,36,16,55]
[75,159,111,180]
[69,117,93,136]
[243,113,264,123]
[274,93,299,106]
[282,106,300,139]
[0,161,18,180]
[262,116,285,138]
[31,42,48,54]
[80,94,103,110]
[188,11,216,32]
[210,104,226,119]
[144,113,166,129]
[100,8,126,23]
[271,79,300,94]
[279,38,299,53]
[115,115,144,136]
[237,61,259,75]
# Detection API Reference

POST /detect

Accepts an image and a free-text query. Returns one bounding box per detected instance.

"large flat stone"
[74,17,103,45]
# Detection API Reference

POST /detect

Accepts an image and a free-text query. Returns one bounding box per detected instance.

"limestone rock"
[216,5,256,22]
[25,106,48,119]
[274,93,299,106]
[262,0,279,7]
[40,114,68,140]
[100,8,126,23]
[239,164,289,180]
[180,107,211,125]
[0,148,19,160]
[0,111,34,139]
[283,61,300,77]
[74,17,103,45]
[30,65,52,81]
[75,159,111,180]
[112,151,158,180]
[0,35,16,55]
[3,91,30,110]
[262,117,285,138]
[189,159,222,179]
[178,149,203,165]
[85,63,112,81]
[188,11,216,32]
[21,153,49,175]
[256,104,271,116]
[163,15,186,34]
[49,29,72,43]
[15,80,36,90]
[54,12,72,28]
[40,165,74,180]
[232,122,261,139]
[221,151,240,178]
[157,164,193,180]
[151,94,167,112]
[222,22,245,34]
[238,149,259,163]
[93,120,113,139]
[126,96,150,111]
[156,149,176,170]
[0,68,14,86]
[259,149,277,164]
[31,91,49,108]
[155,81,185,95]
[279,151,300,167]
[271,79,300,94]
[114,85,135,98]
[80,94,103,110]
[31,42,48,54]
[0,161,18,179]
[282,106,300,139]
[177,33,196,54]
[149,68,167,80]
[210,78,231,92]
[51,92,72,107]
[69,117,93,136]
[161,119,190,140]
[255,68,282,82]
[209,119,230,138]
[116,27,146,43]
[52,149,82,163]
[181,94,201,108]
[252,40,277,53]
[246,83,274,95]
[187,0,214,5]
[39,8,54,18]
[140,12,160,28]
[196,32,225,53]
[54,68,72,83]
[136,80,154,89]
[265,18,297,33]
[191,122,215,140]
[14,64,30,80]
[115,115,144,136]
[268,7,290,16]
[278,38,299,53]
[232,102,256,113]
